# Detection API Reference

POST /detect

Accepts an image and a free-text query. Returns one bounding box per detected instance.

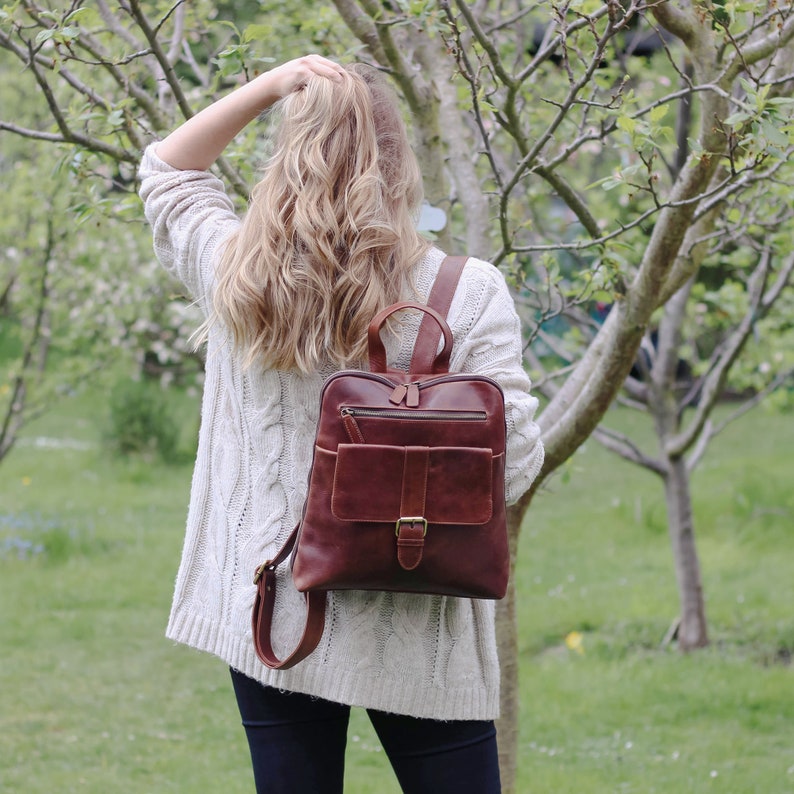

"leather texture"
[252,256,509,669]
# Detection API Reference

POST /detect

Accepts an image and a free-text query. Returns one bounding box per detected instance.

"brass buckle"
[253,561,276,585]
[395,517,428,537]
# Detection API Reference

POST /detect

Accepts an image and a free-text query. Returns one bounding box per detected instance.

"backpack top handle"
[367,301,453,375]
[367,256,468,376]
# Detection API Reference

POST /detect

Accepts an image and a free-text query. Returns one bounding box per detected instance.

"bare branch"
[347,0,426,112]
[181,39,209,89]
[666,248,790,457]
[593,425,667,476]
[96,0,143,49]
[532,165,601,241]
[0,28,112,108]
[331,0,387,65]
[122,0,193,121]
[687,362,794,473]
[501,17,622,208]
[452,0,516,88]
[652,1,698,47]
[729,6,794,75]
[162,3,186,109]
[18,38,136,162]
[0,215,55,461]
[709,367,794,441]
[0,121,69,145]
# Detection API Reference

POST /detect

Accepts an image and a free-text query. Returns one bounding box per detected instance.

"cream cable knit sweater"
[139,144,544,720]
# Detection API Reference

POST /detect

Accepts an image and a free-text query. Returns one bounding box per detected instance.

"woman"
[139,55,543,794]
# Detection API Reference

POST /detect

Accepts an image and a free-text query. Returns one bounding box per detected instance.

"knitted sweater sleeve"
[138,143,240,313]
[450,260,544,505]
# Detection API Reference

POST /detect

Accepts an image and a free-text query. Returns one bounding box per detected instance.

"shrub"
[104,378,180,463]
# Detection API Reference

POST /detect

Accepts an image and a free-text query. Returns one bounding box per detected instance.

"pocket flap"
[331,443,493,525]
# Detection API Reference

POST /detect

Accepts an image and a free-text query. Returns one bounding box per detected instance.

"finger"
[303,54,345,80]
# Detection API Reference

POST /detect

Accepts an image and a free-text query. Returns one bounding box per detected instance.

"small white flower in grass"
[710,770,718,778]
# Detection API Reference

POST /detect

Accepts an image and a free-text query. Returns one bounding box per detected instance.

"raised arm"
[156,54,345,171]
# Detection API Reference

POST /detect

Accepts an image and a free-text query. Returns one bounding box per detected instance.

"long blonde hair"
[210,63,430,372]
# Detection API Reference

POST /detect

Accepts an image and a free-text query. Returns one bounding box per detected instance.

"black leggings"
[230,669,501,794]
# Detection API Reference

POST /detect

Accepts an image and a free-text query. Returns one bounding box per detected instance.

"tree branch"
[18,37,136,162]
[0,121,69,145]
[122,0,193,120]
[96,0,143,49]
[728,5,794,77]
[666,248,784,457]
[0,27,112,109]
[0,215,55,461]
[331,0,388,64]
[593,425,667,476]
[348,0,426,112]
[451,0,515,88]
[652,1,697,48]
[533,165,601,240]
[700,366,794,460]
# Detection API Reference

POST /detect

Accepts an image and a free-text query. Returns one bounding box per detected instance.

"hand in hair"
[155,55,345,172]
[266,54,345,98]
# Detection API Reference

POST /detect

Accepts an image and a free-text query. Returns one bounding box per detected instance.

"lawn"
[1,389,792,793]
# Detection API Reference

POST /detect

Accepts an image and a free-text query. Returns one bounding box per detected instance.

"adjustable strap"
[396,446,429,570]
[409,255,468,373]
[251,526,328,670]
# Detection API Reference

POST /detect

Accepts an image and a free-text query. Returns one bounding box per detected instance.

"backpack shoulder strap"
[409,255,468,373]
[251,525,328,670]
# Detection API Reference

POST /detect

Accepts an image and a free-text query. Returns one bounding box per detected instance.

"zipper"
[341,407,487,421]
[324,371,503,405]
[341,405,487,444]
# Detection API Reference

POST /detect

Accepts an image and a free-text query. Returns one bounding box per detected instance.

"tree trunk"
[663,456,708,650]
[495,502,524,794]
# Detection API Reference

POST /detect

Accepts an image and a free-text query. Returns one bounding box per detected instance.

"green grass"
[1,393,792,793]
[518,406,794,794]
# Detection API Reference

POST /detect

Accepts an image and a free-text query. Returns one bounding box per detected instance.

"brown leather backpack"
[252,256,509,669]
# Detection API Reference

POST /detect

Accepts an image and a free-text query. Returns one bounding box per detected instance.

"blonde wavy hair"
[209,63,430,372]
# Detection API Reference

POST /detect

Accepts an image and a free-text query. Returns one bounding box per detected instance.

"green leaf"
[726,208,741,224]
[724,111,750,127]
[242,23,272,43]
[601,176,624,191]
[760,118,789,147]
[106,109,125,129]
[65,7,101,26]
[649,103,669,124]
[35,28,55,44]
[616,115,636,134]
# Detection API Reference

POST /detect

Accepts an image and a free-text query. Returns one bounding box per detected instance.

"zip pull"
[340,408,365,443]
[388,382,420,407]
[389,384,407,405]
